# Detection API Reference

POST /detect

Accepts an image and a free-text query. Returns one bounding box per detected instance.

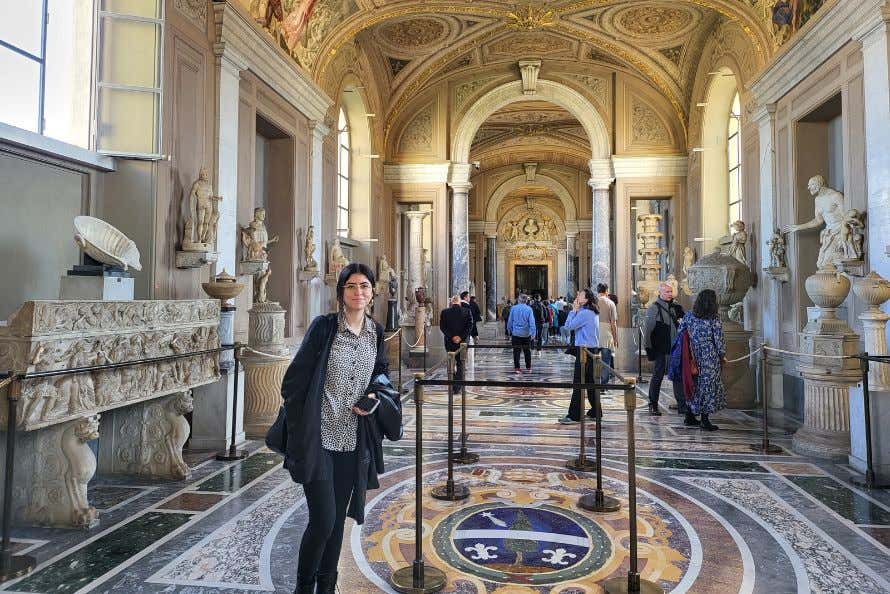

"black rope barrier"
[851,353,890,489]
[577,349,621,514]
[451,344,478,465]
[462,343,577,349]
[390,374,446,593]
[416,379,624,389]
[430,352,469,501]
[749,344,782,456]
[0,343,236,582]
[602,377,663,594]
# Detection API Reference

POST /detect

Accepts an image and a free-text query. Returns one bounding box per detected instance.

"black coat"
[280,313,398,524]
[440,304,472,351]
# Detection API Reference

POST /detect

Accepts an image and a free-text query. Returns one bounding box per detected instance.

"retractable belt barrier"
[0,343,240,582]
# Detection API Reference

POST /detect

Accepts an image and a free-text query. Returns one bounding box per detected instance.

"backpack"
[531,301,544,324]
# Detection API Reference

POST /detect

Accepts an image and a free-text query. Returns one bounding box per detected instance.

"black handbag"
[369,374,403,442]
[265,406,287,455]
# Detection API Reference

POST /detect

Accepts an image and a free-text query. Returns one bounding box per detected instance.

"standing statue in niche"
[682,247,695,276]
[507,220,521,242]
[719,220,748,265]
[241,207,279,262]
[783,175,865,268]
[303,225,318,272]
[329,238,349,276]
[767,228,787,269]
[182,168,222,251]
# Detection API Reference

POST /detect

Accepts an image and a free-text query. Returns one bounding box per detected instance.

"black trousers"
[445,344,465,380]
[648,353,687,413]
[511,336,532,368]
[534,324,544,348]
[297,449,356,580]
[568,352,601,421]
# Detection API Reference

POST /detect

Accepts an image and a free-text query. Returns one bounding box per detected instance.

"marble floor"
[3,328,890,593]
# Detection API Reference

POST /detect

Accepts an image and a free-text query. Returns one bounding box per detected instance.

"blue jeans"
[648,353,687,413]
[599,348,613,385]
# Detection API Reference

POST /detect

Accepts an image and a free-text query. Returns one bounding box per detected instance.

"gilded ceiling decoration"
[659,45,684,65]
[486,32,574,57]
[505,4,556,31]
[613,6,697,40]
[376,18,449,49]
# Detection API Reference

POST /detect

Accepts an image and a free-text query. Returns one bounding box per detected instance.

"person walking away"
[596,284,619,385]
[502,300,512,338]
[642,282,686,417]
[440,295,473,380]
[559,289,600,423]
[468,295,482,339]
[558,305,570,344]
[531,295,546,350]
[281,263,401,593]
[507,294,536,373]
[549,299,560,344]
[540,300,552,345]
[673,289,726,430]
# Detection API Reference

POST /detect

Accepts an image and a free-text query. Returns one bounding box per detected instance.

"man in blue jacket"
[507,294,537,373]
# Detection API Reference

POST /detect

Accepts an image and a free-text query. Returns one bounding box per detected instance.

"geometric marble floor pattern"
[3,327,890,593]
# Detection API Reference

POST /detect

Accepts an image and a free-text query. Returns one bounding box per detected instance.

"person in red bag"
[676,289,727,431]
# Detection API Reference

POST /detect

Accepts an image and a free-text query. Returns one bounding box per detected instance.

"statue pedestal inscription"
[242,302,289,438]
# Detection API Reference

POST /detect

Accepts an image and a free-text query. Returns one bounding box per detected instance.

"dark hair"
[580,288,600,315]
[534,294,541,300]
[693,289,719,319]
[336,262,375,307]
[609,293,618,306]
[597,283,608,294]
[460,291,469,300]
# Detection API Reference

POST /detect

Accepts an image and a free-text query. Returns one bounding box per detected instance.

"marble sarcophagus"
[0,300,221,528]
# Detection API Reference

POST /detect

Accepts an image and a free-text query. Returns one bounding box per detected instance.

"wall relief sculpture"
[631,98,671,144]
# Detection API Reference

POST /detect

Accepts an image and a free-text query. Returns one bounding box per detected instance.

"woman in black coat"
[280,262,401,593]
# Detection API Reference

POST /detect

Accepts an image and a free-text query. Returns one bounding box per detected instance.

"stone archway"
[485,174,578,223]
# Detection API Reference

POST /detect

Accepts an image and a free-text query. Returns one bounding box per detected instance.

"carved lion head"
[74,415,101,442]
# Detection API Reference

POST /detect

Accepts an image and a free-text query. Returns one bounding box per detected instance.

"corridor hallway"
[2,326,890,593]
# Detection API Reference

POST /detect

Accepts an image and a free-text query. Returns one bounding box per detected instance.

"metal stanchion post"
[636,328,648,384]
[423,325,428,374]
[603,378,663,594]
[580,353,621,513]
[431,352,469,501]
[0,376,36,580]
[851,354,883,489]
[452,344,478,465]
[567,349,596,472]
[217,345,247,461]
[750,344,782,455]
[399,329,404,394]
[391,375,446,593]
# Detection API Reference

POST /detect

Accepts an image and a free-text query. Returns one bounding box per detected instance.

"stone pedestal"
[723,327,755,408]
[852,272,890,389]
[97,392,193,480]
[765,353,786,409]
[175,249,218,269]
[190,369,246,450]
[849,386,890,483]
[384,331,401,386]
[794,371,859,460]
[248,302,288,356]
[219,305,236,371]
[242,355,288,437]
[60,275,134,300]
[0,415,100,529]
[411,305,427,354]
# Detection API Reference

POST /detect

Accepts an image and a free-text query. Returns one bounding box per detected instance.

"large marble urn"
[685,248,754,408]
[685,248,752,328]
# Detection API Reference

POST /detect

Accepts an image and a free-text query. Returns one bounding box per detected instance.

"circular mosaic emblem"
[432,503,611,586]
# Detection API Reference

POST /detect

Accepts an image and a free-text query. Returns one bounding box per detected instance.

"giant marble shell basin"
[73,216,142,271]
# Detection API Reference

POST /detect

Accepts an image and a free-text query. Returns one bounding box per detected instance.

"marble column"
[213,49,246,277]
[565,232,577,296]
[306,121,329,323]
[450,183,472,295]
[589,179,613,287]
[484,235,497,321]
[405,210,429,303]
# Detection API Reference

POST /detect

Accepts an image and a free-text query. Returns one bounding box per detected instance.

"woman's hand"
[352,394,378,416]
[572,294,582,312]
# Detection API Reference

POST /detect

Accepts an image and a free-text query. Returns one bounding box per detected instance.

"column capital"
[448,181,474,194]
[308,120,331,140]
[405,209,431,222]
[751,103,777,126]
[588,178,614,191]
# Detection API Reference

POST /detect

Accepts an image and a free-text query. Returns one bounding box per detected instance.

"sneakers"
[524,367,532,374]
[514,367,522,374]
[558,415,579,424]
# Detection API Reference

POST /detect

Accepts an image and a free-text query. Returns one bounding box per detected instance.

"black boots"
[648,403,662,416]
[684,412,700,426]
[316,572,338,594]
[293,575,316,594]
[700,414,719,431]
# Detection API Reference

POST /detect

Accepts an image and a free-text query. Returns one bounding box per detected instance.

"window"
[337,107,351,237]
[727,92,742,230]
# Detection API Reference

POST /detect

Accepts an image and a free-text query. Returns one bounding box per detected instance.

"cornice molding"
[213,2,332,121]
[612,155,688,178]
[750,0,884,105]
[383,162,451,184]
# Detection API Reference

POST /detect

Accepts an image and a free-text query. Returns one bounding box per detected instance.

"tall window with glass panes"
[337,107,351,238]
[727,93,742,230]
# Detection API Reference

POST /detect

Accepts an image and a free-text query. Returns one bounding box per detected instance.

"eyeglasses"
[344,282,373,292]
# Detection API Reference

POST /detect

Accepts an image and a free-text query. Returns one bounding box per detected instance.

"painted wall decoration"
[753,0,827,46]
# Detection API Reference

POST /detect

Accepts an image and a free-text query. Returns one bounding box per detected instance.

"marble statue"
[255,267,271,303]
[377,254,397,296]
[329,237,349,275]
[303,225,318,272]
[539,216,552,241]
[719,220,748,265]
[163,392,193,480]
[784,176,865,268]
[241,207,279,262]
[62,415,100,527]
[728,302,744,325]
[682,247,695,276]
[182,168,222,250]
[767,228,787,269]
[507,220,521,242]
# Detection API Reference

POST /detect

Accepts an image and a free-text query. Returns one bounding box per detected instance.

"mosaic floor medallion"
[433,503,610,586]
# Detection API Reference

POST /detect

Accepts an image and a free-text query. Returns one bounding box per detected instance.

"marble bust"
[182,168,222,251]
[240,207,279,262]
[784,175,865,268]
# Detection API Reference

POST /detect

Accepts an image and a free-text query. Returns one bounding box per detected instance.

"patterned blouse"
[321,314,378,451]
